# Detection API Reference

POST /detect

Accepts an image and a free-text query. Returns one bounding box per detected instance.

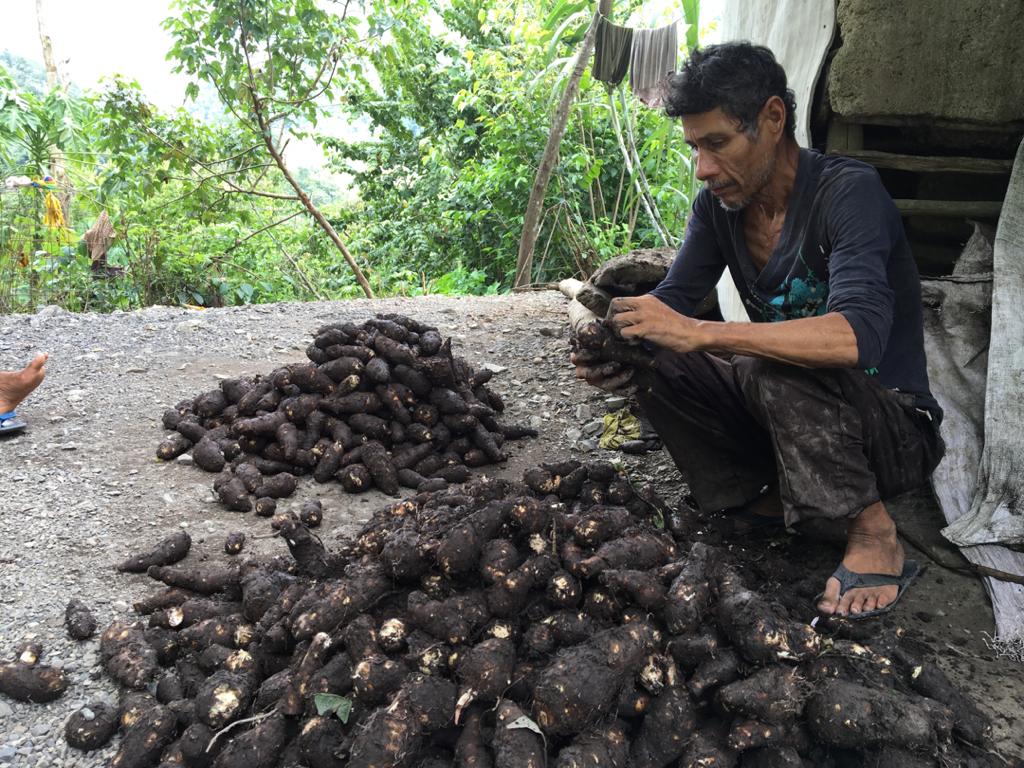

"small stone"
[0,701,12,717]
[604,396,628,411]
[113,600,130,612]
[582,420,603,437]
[0,746,15,761]
[565,427,583,441]
[80,708,95,721]
[538,327,558,337]
[30,725,48,737]
[176,454,194,465]
[67,390,86,403]
[481,363,507,373]
[575,404,593,421]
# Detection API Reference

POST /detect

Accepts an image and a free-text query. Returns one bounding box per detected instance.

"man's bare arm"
[609,295,860,369]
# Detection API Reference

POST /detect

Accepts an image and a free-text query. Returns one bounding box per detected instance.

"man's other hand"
[571,350,635,393]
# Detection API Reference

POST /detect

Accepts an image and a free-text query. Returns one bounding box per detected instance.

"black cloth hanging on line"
[593,15,634,86]
[629,21,678,107]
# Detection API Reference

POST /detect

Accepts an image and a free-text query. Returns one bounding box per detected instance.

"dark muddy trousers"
[634,352,945,526]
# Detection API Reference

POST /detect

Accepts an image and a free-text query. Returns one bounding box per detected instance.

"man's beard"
[708,152,775,212]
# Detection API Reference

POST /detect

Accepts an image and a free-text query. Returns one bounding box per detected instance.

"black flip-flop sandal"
[814,559,921,620]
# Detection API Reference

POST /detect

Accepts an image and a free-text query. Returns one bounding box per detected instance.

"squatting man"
[573,42,944,619]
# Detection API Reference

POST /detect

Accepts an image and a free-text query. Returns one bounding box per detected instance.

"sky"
[1,0,191,110]
[1,0,723,168]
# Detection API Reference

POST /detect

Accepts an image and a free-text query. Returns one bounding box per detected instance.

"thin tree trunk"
[37,0,73,225]
[514,0,612,288]
[35,0,65,91]
[606,86,669,246]
[252,101,374,299]
[620,87,673,244]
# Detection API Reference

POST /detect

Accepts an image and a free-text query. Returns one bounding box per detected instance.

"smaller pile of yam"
[155,314,537,511]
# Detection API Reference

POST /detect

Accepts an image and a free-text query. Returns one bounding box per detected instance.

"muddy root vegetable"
[630,684,696,767]
[65,701,119,751]
[688,649,741,700]
[216,476,252,512]
[210,711,287,768]
[254,497,277,517]
[556,721,630,768]
[157,432,192,460]
[407,590,489,646]
[299,499,323,527]
[148,562,241,596]
[805,679,939,750]
[454,707,493,768]
[149,598,234,630]
[664,542,713,635]
[291,562,391,641]
[455,638,516,720]
[716,666,805,725]
[362,441,400,494]
[100,621,160,690]
[533,623,659,736]
[600,569,667,611]
[353,655,409,706]
[0,661,69,702]
[480,539,520,585]
[493,699,545,768]
[194,670,255,730]
[348,699,422,768]
[65,599,98,640]
[897,652,990,743]
[577,532,674,578]
[133,587,194,615]
[116,530,192,573]
[224,532,246,555]
[716,577,819,664]
[178,615,255,652]
[109,704,177,768]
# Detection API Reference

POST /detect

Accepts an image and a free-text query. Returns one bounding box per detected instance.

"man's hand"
[571,349,635,393]
[607,295,708,354]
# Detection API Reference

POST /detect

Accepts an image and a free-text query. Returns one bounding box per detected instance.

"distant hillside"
[0,49,82,97]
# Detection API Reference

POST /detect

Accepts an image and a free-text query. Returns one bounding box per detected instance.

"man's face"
[683,105,777,211]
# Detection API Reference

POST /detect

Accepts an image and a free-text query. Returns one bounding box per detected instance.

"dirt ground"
[0,292,1021,766]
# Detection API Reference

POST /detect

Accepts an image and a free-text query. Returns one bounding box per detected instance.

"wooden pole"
[514,0,612,288]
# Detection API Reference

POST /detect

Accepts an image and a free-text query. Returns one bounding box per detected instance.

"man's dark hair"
[664,42,797,137]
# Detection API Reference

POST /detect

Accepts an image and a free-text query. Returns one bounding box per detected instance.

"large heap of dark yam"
[155,314,537,511]
[65,461,999,768]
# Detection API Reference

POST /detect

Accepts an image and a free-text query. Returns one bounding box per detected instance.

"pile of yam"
[57,461,999,768]
[155,314,537,511]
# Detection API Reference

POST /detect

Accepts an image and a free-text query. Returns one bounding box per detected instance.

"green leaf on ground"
[314,693,353,723]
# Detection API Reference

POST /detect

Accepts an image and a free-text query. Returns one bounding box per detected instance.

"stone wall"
[828,0,1024,128]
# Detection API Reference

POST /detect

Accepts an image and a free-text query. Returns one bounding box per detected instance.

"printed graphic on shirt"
[749,248,829,322]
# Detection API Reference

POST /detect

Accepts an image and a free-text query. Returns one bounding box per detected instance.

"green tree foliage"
[1,0,699,312]
[327,0,696,289]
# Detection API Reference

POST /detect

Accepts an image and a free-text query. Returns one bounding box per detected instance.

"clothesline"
[592,14,679,107]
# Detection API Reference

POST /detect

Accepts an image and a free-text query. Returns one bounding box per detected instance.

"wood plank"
[832,148,1014,175]
[894,199,1003,218]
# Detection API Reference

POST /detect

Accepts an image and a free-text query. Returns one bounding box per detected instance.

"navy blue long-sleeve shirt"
[650,148,940,416]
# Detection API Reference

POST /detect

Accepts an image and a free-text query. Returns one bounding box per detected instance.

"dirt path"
[0,293,1020,766]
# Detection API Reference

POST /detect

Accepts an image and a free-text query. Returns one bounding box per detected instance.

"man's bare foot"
[817,502,904,616]
[0,353,48,413]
